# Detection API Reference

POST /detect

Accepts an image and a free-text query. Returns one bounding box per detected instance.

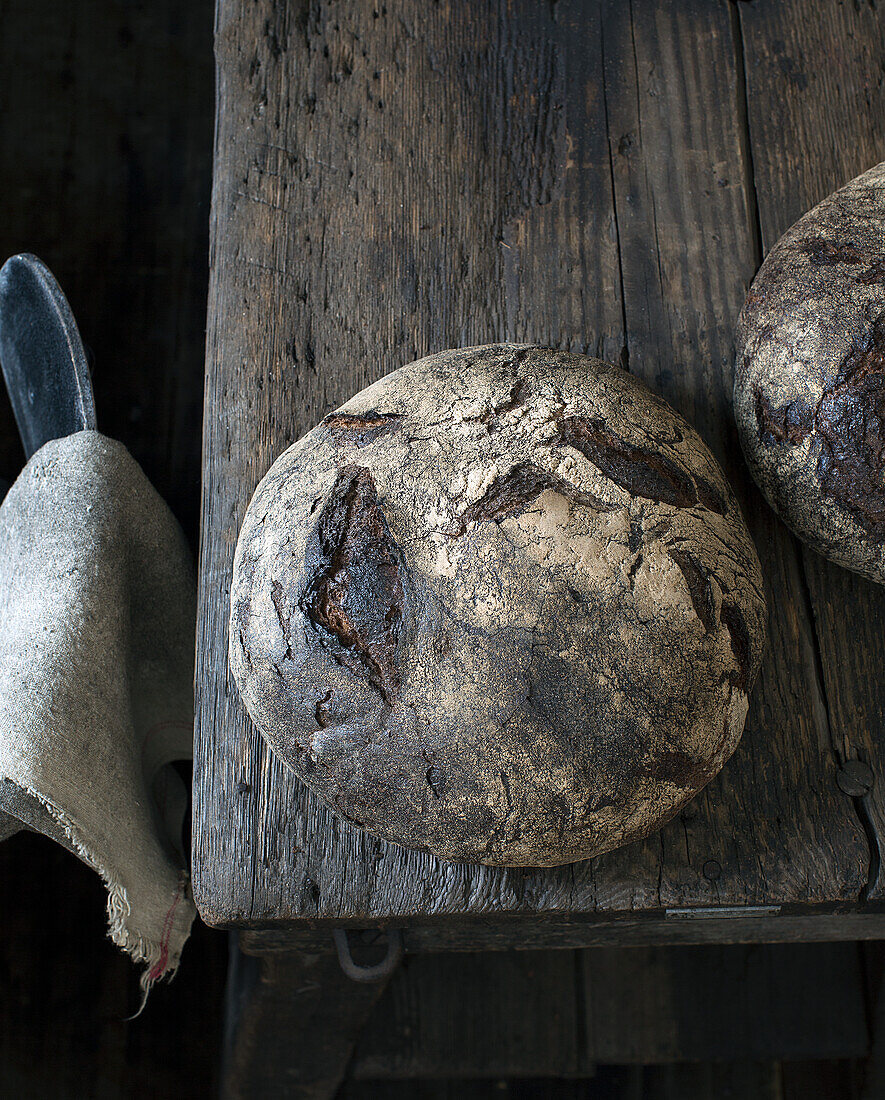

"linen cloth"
[0,430,196,989]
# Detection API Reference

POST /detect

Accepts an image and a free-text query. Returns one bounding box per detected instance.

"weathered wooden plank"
[195,0,870,929]
[239,909,885,955]
[636,1063,782,1100]
[588,0,867,913]
[352,949,587,1079]
[349,942,867,1078]
[340,1064,785,1100]
[782,1061,863,1100]
[738,0,885,901]
[240,910,885,955]
[340,1083,603,1100]
[584,943,868,1064]
[196,0,624,926]
[222,941,393,1100]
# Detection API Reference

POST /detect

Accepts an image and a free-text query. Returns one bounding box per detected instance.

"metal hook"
[333,928,403,983]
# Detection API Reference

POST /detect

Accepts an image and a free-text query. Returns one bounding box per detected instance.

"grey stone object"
[231,345,766,867]
[734,162,885,582]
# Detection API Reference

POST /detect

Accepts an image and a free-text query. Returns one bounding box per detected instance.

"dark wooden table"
[194,1,885,1094]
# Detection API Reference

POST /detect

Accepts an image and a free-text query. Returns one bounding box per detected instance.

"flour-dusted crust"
[230,345,765,866]
[735,163,885,582]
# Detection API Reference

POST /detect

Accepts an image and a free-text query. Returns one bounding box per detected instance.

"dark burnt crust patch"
[270,580,294,662]
[695,476,727,515]
[669,548,716,633]
[322,412,402,444]
[753,388,813,446]
[447,462,614,537]
[670,550,757,690]
[742,286,767,312]
[751,318,885,536]
[800,237,865,265]
[815,322,885,536]
[301,465,404,703]
[314,691,333,728]
[720,601,752,693]
[557,417,725,514]
[483,378,529,423]
[795,237,885,285]
[636,748,712,789]
[856,259,885,285]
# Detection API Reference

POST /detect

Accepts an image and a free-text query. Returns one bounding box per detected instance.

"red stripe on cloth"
[146,878,184,984]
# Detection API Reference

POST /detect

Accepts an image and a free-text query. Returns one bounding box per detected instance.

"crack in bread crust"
[302,465,404,704]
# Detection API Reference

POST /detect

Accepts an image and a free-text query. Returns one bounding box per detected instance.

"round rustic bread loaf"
[230,344,765,866]
[734,163,885,581]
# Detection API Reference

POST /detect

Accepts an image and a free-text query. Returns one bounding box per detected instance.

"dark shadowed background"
[0,2,224,1096]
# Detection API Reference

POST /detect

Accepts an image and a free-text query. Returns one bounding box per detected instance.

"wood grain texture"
[222,942,392,1100]
[352,948,589,1079]
[239,911,885,956]
[582,942,868,1064]
[340,1069,786,1100]
[737,0,885,901]
[577,0,866,914]
[194,0,880,928]
[782,1061,865,1100]
[350,942,867,1077]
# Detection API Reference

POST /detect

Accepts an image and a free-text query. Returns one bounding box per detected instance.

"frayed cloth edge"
[2,780,191,998]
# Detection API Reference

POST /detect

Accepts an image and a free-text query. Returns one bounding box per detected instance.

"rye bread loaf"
[230,344,765,867]
[734,163,885,581]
